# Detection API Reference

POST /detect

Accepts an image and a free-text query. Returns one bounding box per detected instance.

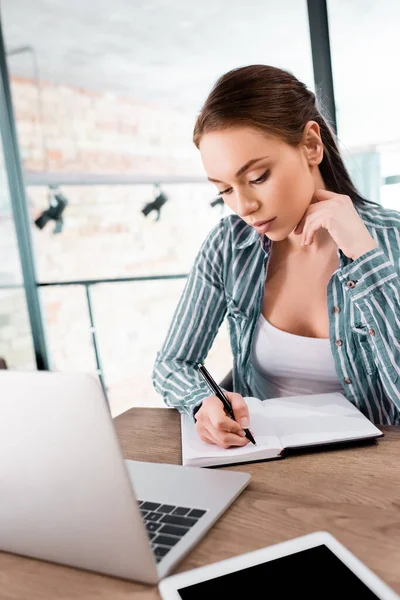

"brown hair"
[193,65,374,206]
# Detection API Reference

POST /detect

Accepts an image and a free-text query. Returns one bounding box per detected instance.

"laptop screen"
[177,545,380,599]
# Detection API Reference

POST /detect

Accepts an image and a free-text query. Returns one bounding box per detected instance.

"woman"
[152,65,400,447]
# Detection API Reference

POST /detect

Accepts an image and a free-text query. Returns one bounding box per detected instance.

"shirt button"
[332,306,341,314]
[347,280,356,288]
[368,328,376,336]
[335,339,343,347]
[344,377,352,384]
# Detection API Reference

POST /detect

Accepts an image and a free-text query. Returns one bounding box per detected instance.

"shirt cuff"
[192,402,203,422]
[180,384,211,419]
[337,247,398,301]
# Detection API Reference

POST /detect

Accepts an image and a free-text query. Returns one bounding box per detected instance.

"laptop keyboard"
[137,500,208,563]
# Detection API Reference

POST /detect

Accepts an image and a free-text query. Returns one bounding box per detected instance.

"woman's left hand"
[293,189,378,260]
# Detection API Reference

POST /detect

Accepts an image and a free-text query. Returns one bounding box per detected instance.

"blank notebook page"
[257,392,382,449]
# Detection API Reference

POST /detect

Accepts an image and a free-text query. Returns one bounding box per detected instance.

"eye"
[249,170,270,185]
[217,169,270,197]
[217,187,233,197]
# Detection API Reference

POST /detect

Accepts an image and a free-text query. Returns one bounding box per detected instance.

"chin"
[265,229,291,242]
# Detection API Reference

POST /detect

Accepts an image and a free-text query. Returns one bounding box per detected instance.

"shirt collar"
[234,224,259,249]
[234,223,272,254]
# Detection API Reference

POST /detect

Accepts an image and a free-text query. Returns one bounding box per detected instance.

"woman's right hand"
[194,392,251,449]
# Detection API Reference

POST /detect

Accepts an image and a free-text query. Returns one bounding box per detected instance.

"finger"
[196,425,217,446]
[303,215,327,246]
[203,395,229,425]
[209,425,250,449]
[229,393,251,429]
[312,188,336,201]
[294,199,328,234]
[293,213,308,235]
[301,215,318,246]
[204,395,243,434]
[197,418,244,448]
[293,207,314,235]
[209,410,245,436]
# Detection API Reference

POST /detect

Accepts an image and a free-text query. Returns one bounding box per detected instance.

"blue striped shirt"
[152,201,400,425]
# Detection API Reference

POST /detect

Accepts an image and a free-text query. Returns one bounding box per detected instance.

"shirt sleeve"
[152,219,228,417]
[337,245,400,411]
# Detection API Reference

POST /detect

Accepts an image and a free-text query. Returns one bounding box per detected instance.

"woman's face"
[199,125,322,240]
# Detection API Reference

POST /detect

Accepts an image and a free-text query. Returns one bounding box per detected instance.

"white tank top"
[250,313,343,400]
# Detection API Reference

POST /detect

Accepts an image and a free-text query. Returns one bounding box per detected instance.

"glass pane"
[39,274,233,417]
[0,131,35,369]
[27,183,230,281]
[39,285,97,375]
[92,280,233,417]
[2,0,314,408]
[328,1,400,208]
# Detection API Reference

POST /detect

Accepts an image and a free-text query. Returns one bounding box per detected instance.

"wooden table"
[1,408,399,599]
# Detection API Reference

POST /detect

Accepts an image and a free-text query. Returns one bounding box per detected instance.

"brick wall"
[2,75,232,414]
[11,74,200,175]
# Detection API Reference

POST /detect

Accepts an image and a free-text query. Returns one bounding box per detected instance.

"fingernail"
[240,417,250,428]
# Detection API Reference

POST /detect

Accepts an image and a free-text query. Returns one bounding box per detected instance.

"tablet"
[158,531,399,600]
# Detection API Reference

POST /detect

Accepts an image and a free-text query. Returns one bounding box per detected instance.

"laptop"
[0,370,250,585]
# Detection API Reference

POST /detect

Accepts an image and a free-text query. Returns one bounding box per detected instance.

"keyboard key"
[154,545,170,558]
[140,510,149,518]
[157,504,175,514]
[146,521,162,533]
[146,511,163,522]
[159,524,189,537]
[148,532,156,540]
[161,514,197,528]
[141,502,161,511]
[137,500,144,507]
[172,506,191,516]
[188,509,207,519]
[153,534,180,547]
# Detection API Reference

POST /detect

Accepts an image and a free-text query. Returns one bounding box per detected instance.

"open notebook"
[181,392,383,467]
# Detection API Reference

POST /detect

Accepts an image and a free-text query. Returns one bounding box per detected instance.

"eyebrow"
[207,156,269,184]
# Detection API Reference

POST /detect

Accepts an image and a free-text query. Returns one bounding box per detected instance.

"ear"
[302,121,323,166]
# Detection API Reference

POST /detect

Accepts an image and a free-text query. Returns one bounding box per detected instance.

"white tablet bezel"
[158,531,399,600]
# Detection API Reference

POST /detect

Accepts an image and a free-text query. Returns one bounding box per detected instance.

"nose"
[235,189,259,219]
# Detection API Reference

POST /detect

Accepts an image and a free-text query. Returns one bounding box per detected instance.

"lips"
[253,219,274,227]
[252,217,276,234]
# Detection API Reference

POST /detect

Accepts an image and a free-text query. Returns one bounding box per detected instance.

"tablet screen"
[177,545,380,599]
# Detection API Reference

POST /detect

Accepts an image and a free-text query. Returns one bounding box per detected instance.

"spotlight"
[142,188,168,221]
[210,196,224,208]
[34,186,68,234]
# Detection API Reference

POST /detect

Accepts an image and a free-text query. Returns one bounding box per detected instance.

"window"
[2,0,315,412]
[328,0,400,207]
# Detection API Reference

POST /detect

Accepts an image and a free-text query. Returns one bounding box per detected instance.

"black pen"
[197,363,256,445]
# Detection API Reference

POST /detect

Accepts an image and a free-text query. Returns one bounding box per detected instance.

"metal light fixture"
[141,185,168,221]
[210,196,225,215]
[34,186,68,234]
[210,196,224,209]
